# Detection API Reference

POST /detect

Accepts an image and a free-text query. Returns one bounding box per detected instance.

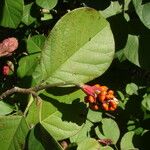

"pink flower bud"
[0,37,18,57]
[80,84,97,97]
[3,66,10,76]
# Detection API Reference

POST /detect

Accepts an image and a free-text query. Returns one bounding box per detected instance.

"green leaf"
[133,0,150,29]
[100,146,114,150]
[101,118,120,144]
[26,89,86,140]
[115,49,126,62]
[41,14,53,21]
[120,131,135,150]
[87,109,102,123]
[95,126,107,139]
[0,101,13,115]
[70,120,93,144]
[77,138,100,150]
[28,124,63,150]
[100,1,122,18]
[33,7,115,85]
[0,116,29,149]
[0,0,24,28]
[124,0,132,11]
[36,0,58,9]
[17,53,40,78]
[123,35,140,67]
[22,3,36,26]
[27,35,46,54]
[142,94,150,111]
[126,83,138,95]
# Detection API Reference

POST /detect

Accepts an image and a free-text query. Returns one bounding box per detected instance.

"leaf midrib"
[44,24,108,83]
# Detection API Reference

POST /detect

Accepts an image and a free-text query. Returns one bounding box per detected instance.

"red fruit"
[108,90,114,95]
[90,104,99,110]
[109,107,116,111]
[94,84,101,88]
[3,65,10,75]
[102,103,109,111]
[98,94,106,102]
[99,86,108,92]
[109,100,117,109]
[106,94,114,100]
[88,95,96,103]
[101,91,107,96]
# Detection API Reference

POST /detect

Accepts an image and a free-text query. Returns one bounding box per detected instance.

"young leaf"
[100,1,122,18]
[142,94,150,111]
[36,0,58,9]
[0,101,13,115]
[133,0,150,29]
[100,146,114,150]
[0,0,24,28]
[17,53,40,78]
[33,7,115,85]
[126,83,138,95]
[22,3,36,26]
[101,118,120,144]
[77,138,100,150]
[87,109,102,123]
[27,35,46,54]
[70,120,93,144]
[123,35,140,67]
[0,116,29,149]
[120,131,136,150]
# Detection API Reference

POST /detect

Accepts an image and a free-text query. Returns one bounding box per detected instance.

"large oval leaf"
[0,0,24,28]
[33,7,115,85]
[26,89,86,140]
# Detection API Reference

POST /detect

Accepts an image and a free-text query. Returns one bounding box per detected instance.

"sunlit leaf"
[126,83,138,95]
[22,3,36,26]
[142,94,150,111]
[36,0,58,9]
[27,89,86,140]
[101,118,120,144]
[133,0,150,29]
[123,35,140,67]
[33,7,115,85]
[120,131,136,150]
[0,101,13,115]
[77,138,100,150]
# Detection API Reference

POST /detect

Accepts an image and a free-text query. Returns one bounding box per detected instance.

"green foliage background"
[0,0,150,149]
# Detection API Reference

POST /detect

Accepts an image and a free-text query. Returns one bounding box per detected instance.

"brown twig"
[0,82,81,100]
[0,87,36,99]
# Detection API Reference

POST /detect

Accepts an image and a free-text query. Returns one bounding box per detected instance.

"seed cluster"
[82,84,118,111]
